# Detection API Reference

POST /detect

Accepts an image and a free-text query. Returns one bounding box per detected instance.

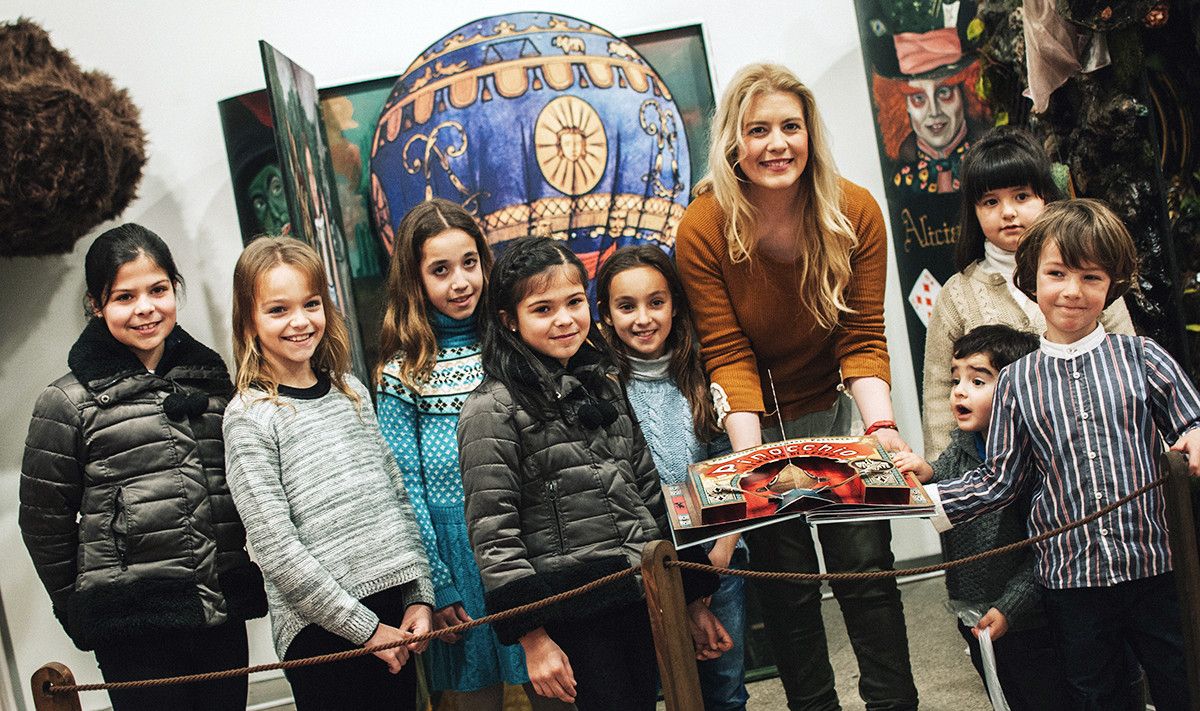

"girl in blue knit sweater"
[375,200,566,710]
[597,245,749,711]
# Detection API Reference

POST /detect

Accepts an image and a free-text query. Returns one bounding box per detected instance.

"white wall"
[0,2,938,709]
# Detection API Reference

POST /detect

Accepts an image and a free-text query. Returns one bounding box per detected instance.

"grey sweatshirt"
[223,373,434,657]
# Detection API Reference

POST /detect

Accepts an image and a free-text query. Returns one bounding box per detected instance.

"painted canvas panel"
[220,77,397,372]
[625,24,716,183]
[853,0,992,399]
[219,91,289,241]
[368,12,694,307]
[317,77,397,372]
[259,41,368,381]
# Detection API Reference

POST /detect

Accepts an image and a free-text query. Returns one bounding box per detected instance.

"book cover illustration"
[663,436,933,548]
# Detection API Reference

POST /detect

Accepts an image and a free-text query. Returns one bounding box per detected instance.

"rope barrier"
[668,474,1170,581]
[44,567,637,695]
[42,471,1175,697]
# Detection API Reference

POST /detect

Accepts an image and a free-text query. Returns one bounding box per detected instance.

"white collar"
[981,241,1016,277]
[1040,323,1106,359]
[628,352,672,381]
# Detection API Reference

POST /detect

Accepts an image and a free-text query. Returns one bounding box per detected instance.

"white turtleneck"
[979,241,1042,324]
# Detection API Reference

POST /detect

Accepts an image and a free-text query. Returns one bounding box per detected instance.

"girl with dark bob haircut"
[954,126,1063,271]
[921,128,1134,460]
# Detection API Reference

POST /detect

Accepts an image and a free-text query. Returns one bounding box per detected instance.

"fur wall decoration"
[0,18,146,257]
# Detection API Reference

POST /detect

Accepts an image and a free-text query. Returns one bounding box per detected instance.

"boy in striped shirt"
[925,199,1200,710]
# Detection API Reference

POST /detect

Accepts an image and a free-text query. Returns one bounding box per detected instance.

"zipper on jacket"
[110,488,128,570]
[546,479,566,555]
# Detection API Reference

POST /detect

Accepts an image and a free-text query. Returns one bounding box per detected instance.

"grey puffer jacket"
[20,318,267,650]
[458,344,714,643]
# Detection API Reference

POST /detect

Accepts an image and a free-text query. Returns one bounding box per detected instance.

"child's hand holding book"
[891,451,934,484]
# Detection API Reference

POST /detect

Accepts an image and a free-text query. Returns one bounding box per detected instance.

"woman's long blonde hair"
[695,63,857,329]
[231,236,359,405]
[375,198,493,389]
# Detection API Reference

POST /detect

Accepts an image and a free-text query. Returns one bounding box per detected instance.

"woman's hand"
[687,600,733,660]
[520,627,576,703]
[871,427,911,454]
[400,603,433,654]
[845,377,911,452]
[890,451,933,484]
[365,623,411,673]
[432,603,472,644]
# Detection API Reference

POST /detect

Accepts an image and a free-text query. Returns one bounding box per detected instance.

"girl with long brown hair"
[223,236,433,711]
[596,245,748,710]
[375,200,567,710]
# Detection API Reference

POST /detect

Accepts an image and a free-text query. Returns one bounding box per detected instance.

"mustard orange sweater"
[675,179,890,422]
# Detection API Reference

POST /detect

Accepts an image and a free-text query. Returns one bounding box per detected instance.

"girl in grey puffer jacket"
[20,224,266,711]
[459,238,723,711]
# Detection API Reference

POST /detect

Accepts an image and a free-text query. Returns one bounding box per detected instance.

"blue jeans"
[698,545,750,711]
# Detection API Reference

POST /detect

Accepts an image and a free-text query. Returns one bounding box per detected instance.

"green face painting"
[248,163,290,234]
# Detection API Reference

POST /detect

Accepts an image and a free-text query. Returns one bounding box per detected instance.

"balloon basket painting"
[219,15,715,363]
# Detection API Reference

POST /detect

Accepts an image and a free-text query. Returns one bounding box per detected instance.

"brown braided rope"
[44,471,1175,696]
[668,473,1170,581]
[44,567,637,696]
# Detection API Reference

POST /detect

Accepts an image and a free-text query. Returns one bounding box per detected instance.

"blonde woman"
[675,63,919,710]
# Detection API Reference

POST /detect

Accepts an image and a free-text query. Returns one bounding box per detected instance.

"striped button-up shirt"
[935,326,1200,589]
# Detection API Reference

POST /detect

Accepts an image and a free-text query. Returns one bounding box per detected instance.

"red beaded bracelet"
[863,420,898,436]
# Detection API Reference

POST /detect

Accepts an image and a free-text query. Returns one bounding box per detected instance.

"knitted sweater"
[929,428,1043,631]
[921,260,1135,458]
[376,311,484,610]
[223,373,434,657]
[624,353,730,485]
[675,181,891,421]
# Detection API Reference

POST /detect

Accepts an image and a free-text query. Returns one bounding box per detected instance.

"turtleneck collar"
[981,240,1040,322]
[430,309,478,348]
[628,352,672,381]
[981,240,1016,278]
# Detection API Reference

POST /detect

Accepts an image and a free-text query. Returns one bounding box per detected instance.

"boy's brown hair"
[1013,198,1138,307]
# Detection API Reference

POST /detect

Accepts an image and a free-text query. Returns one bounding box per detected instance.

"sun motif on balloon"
[534,95,608,196]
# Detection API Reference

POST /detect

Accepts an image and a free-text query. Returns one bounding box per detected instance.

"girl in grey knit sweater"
[224,238,433,711]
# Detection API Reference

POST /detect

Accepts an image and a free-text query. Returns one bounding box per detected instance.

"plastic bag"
[946,600,1011,711]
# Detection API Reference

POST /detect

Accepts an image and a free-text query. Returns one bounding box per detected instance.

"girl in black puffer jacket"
[458,237,726,711]
[20,224,267,711]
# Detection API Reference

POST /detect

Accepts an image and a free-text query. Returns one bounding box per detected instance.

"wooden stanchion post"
[30,663,82,711]
[642,540,703,711]
[1163,452,1200,711]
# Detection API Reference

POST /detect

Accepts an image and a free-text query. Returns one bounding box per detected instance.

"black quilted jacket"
[20,318,266,650]
[458,344,714,643]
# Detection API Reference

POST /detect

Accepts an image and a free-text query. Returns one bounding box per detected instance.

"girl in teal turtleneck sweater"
[376,200,568,710]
